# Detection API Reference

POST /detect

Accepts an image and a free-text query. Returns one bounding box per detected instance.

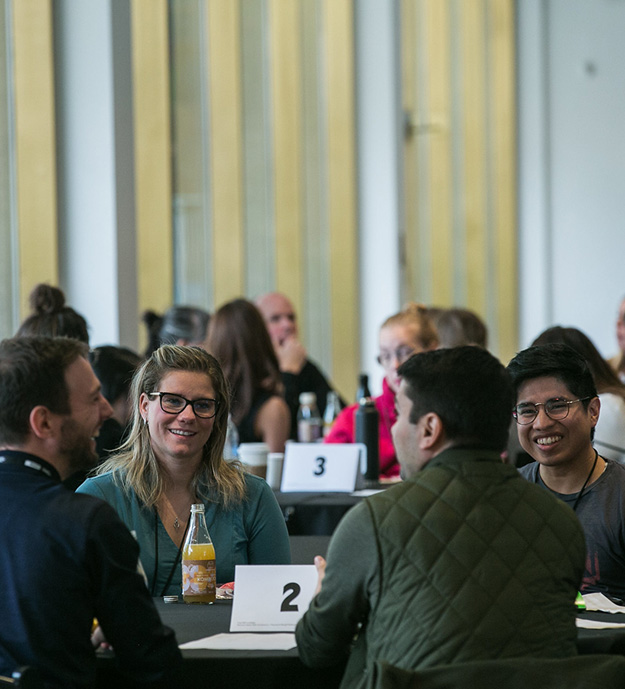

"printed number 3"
[281,582,301,612]
[314,456,326,476]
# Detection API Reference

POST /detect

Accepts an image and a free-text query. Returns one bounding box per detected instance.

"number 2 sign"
[230,565,319,632]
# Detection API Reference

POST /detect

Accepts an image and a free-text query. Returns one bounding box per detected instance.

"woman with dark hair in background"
[142,305,211,357]
[89,345,143,460]
[206,298,290,453]
[533,325,625,464]
[16,283,89,344]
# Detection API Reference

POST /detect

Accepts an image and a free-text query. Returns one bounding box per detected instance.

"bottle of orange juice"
[182,504,216,604]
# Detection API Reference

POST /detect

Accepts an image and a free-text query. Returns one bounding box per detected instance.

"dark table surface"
[276,489,379,535]
[96,595,625,688]
[96,597,344,689]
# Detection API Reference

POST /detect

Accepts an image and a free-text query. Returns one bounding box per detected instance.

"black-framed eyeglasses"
[512,397,591,425]
[148,392,219,419]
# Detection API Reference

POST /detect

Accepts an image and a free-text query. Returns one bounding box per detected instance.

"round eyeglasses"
[148,392,218,419]
[376,346,417,367]
[512,397,591,425]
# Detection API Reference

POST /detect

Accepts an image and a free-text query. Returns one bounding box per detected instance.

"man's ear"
[419,412,445,450]
[588,396,601,428]
[29,406,57,440]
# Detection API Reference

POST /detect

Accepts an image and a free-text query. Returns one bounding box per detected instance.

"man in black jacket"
[0,336,181,688]
[256,292,344,437]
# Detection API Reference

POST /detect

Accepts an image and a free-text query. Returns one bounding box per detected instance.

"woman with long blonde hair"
[77,345,290,595]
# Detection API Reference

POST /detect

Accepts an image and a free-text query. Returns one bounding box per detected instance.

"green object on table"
[575,592,586,610]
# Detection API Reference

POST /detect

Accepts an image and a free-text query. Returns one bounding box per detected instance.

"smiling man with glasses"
[508,342,625,602]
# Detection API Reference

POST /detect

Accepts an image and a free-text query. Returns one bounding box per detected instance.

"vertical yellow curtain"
[401,0,517,361]
[12,0,58,316]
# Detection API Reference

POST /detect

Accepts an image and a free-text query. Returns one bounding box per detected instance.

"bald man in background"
[256,292,344,438]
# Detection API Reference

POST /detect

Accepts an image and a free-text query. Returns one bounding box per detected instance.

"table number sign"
[230,565,318,632]
[280,442,365,492]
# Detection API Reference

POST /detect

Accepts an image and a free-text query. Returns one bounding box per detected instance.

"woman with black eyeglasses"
[77,345,290,596]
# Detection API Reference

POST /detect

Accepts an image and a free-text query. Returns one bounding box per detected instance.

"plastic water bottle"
[223,414,239,460]
[323,391,341,437]
[297,392,322,442]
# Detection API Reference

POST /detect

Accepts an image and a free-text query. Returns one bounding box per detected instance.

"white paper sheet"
[582,592,625,613]
[576,618,625,630]
[179,633,297,651]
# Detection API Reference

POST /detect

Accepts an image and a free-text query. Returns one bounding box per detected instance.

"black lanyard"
[0,452,59,480]
[536,448,599,513]
[152,508,190,597]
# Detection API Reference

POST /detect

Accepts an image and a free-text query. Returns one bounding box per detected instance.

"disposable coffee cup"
[238,442,269,479]
[266,452,284,491]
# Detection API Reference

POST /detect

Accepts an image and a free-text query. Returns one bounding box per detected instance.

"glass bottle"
[182,504,216,604]
[323,391,341,437]
[297,392,322,442]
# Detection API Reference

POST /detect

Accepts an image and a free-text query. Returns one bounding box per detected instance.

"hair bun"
[29,284,66,315]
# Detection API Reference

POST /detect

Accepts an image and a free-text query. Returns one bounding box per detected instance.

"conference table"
[96,597,345,689]
[275,486,388,536]
[95,594,625,688]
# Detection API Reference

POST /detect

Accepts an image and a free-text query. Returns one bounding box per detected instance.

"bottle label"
[298,420,322,443]
[182,559,216,596]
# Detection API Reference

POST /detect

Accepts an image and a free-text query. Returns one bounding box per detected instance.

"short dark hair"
[507,343,597,406]
[89,345,142,404]
[142,306,211,358]
[0,336,88,445]
[397,346,513,452]
[429,307,488,349]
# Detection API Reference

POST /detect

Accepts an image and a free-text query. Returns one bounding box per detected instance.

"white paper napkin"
[179,633,296,651]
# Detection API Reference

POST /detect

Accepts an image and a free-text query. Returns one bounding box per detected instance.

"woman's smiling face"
[140,370,216,467]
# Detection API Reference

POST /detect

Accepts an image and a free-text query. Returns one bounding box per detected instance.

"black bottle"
[356,373,371,403]
[355,381,379,485]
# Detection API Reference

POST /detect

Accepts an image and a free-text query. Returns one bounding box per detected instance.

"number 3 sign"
[230,565,319,632]
[280,442,365,492]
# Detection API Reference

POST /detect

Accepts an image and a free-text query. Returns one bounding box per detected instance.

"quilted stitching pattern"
[364,454,585,671]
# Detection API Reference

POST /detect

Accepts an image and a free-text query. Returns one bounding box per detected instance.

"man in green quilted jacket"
[295,346,585,689]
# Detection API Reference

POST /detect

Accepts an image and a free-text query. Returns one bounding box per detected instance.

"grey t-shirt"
[520,458,625,601]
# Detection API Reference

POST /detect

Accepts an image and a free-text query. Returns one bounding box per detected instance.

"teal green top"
[77,471,290,596]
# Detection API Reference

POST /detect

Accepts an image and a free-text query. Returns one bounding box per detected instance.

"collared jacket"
[0,450,181,688]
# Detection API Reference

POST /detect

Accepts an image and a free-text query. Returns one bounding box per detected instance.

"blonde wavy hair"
[97,345,246,509]
[381,302,439,350]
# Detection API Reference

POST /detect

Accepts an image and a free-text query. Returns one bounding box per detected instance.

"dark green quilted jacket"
[296,448,586,689]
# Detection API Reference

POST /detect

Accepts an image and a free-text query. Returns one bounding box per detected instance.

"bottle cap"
[299,392,317,405]
[163,595,179,603]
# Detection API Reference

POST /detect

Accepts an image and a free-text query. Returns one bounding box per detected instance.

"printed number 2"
[281,582,301,612]
[314,456,326,476]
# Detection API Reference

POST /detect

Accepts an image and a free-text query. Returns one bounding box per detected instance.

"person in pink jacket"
[324,303,438,478]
